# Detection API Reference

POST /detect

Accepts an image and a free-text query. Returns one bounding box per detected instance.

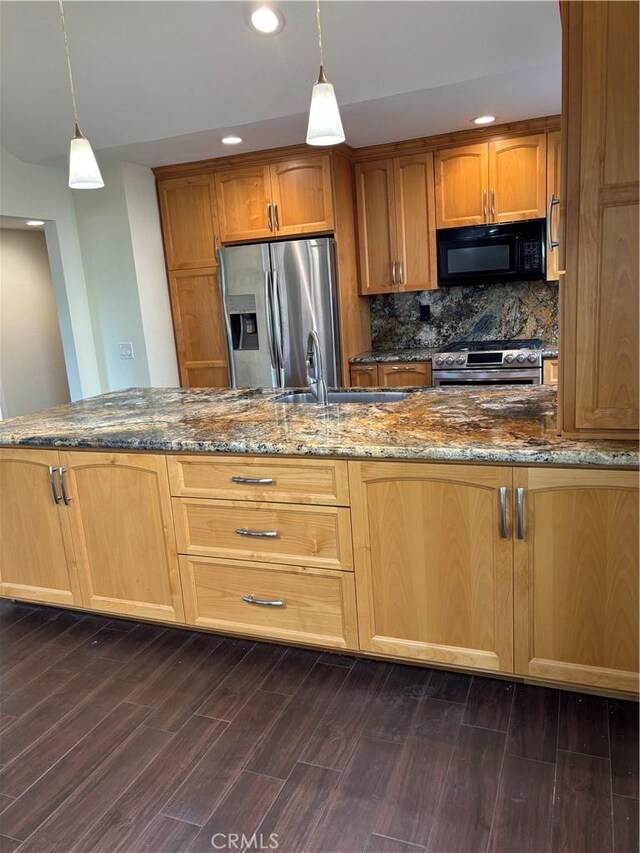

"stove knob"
[527,353,538,363]
[504,354,515,363]
[455,356,465,365]
[435,357,444,365]
[445,356,455,365]
[516,353,526,363]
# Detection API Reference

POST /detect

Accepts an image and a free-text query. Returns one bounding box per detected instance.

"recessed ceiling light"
[249,4,284,34]
[221,135,243,145]
[472,115,496,126]
[25,220,45,227]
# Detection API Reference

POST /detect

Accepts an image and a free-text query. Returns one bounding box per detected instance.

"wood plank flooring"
[0,601,637,853]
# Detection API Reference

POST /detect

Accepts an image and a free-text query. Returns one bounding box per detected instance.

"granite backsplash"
[370,280,558,350]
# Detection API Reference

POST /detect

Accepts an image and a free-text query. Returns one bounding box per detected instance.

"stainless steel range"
[432,338,543,386]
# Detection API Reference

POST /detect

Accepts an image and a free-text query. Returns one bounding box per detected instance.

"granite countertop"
[0,386,636,468]
[350,343,560,364]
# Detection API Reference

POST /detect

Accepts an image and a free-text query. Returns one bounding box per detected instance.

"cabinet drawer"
[167,456,350,506]
[180,556,358,650]
[172,498,354,571]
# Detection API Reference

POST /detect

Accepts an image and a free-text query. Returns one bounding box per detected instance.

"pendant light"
[58,0,104,189]
[306,0,345,147]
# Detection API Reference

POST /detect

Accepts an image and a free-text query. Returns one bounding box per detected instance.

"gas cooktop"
[440,338,544,353]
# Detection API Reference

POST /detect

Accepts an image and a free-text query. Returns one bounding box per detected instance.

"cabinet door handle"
[242,594,284,607]
[235,528,278,538]
[482,188,487,221]
[499,486,508,538]
[58,467,72,505]
[398,260,404,285]
[516,487,525,540]
[267,204,273,231]
[231,476,276,485]
[547,195,560,250]
[273,203,280,231]
[48,465,62,505]
[391,261,397,286]
[490,188,496,219]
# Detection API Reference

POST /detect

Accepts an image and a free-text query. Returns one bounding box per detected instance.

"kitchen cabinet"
[0,449,81,607]
[349,362,432,387]
[168,267,228,388]
[349,461,514,672]
[355,153,437,295]
[546,130,562,281]
[215,156,333,244]
[60,452,185,623]
[560,0,638,438]
[435,135,547,228]
[157,174,219,270]
[513,468,639,693]
[378,362,432,387]
[543,358,558,385]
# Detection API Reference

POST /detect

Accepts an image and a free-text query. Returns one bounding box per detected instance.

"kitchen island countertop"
[0,385,636,468]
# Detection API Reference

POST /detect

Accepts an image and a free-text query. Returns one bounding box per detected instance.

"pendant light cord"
[58,0,80,130]
[315,0,324,68]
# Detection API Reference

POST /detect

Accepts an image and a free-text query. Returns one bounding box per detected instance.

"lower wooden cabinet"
[349,361,432,388]
[349,461,514,672]
[180,556,358,650]
[543,358,558,384]
[0,449,82,607]
[513,467,639,693]
[60,452,185,623]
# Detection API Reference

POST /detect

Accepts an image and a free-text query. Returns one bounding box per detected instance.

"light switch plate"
[119,342,134,360]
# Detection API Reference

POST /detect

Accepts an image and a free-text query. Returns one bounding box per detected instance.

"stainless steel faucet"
[306,330,328,405]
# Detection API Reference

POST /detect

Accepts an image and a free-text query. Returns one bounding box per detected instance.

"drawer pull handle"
[242,594,284,608]
[231,476,276,485]
[235,528,278,538]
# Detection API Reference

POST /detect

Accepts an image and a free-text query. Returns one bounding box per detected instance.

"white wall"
[0,146,100,400]
[122,163,179,387]
[0,228,71,416]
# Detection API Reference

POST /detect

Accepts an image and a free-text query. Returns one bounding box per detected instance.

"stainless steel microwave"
[436,219,546,285]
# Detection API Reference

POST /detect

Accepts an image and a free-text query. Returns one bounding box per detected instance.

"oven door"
[433,368,542,386]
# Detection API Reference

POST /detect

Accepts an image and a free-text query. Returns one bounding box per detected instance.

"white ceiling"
[0,1,561,168]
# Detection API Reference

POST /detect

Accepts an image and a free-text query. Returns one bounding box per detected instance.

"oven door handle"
[432,368,541,385]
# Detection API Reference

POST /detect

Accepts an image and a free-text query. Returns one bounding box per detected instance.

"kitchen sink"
[276,390,410,405]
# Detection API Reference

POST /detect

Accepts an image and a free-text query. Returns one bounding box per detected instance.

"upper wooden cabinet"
[0,449,81,607]
[158,175,219,270]
[514,467,639,694]
[350,461,514,673]
[61,451,185,624]
[168,267,228,389]
[560,0,639,438]
[215,155,334,244]
[435,135,547,228]
[355,153,437,295]
[546,130,562,281]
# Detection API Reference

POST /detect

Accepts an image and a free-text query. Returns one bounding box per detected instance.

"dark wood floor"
[0,601,637,853]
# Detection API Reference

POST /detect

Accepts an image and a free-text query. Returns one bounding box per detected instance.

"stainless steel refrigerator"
[218,237,341,389]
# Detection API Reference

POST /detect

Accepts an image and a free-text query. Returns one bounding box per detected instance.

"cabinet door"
[546,130,562,281]
[543,358,558,385]
[378,362,432,387]
[61,452,184,623]
[269,156,334,236]
[355,160,398,295]
[168,267,228,388]
[434,143,488,228]
[488,134,547,223]
[514,468,639,693]
[394,153,438,291]
[0,449,81,607]
[350,461,513,672]
[349,365,379,387]
[157,175,219,270]
[215,164,273,243]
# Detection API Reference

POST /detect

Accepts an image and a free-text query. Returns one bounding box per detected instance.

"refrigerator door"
[269,238,341,388]
[218,244,279,388]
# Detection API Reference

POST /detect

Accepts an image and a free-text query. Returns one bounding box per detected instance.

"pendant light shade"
[306,66,345,146]
[69,125,104,189]
[306,1,345,147]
